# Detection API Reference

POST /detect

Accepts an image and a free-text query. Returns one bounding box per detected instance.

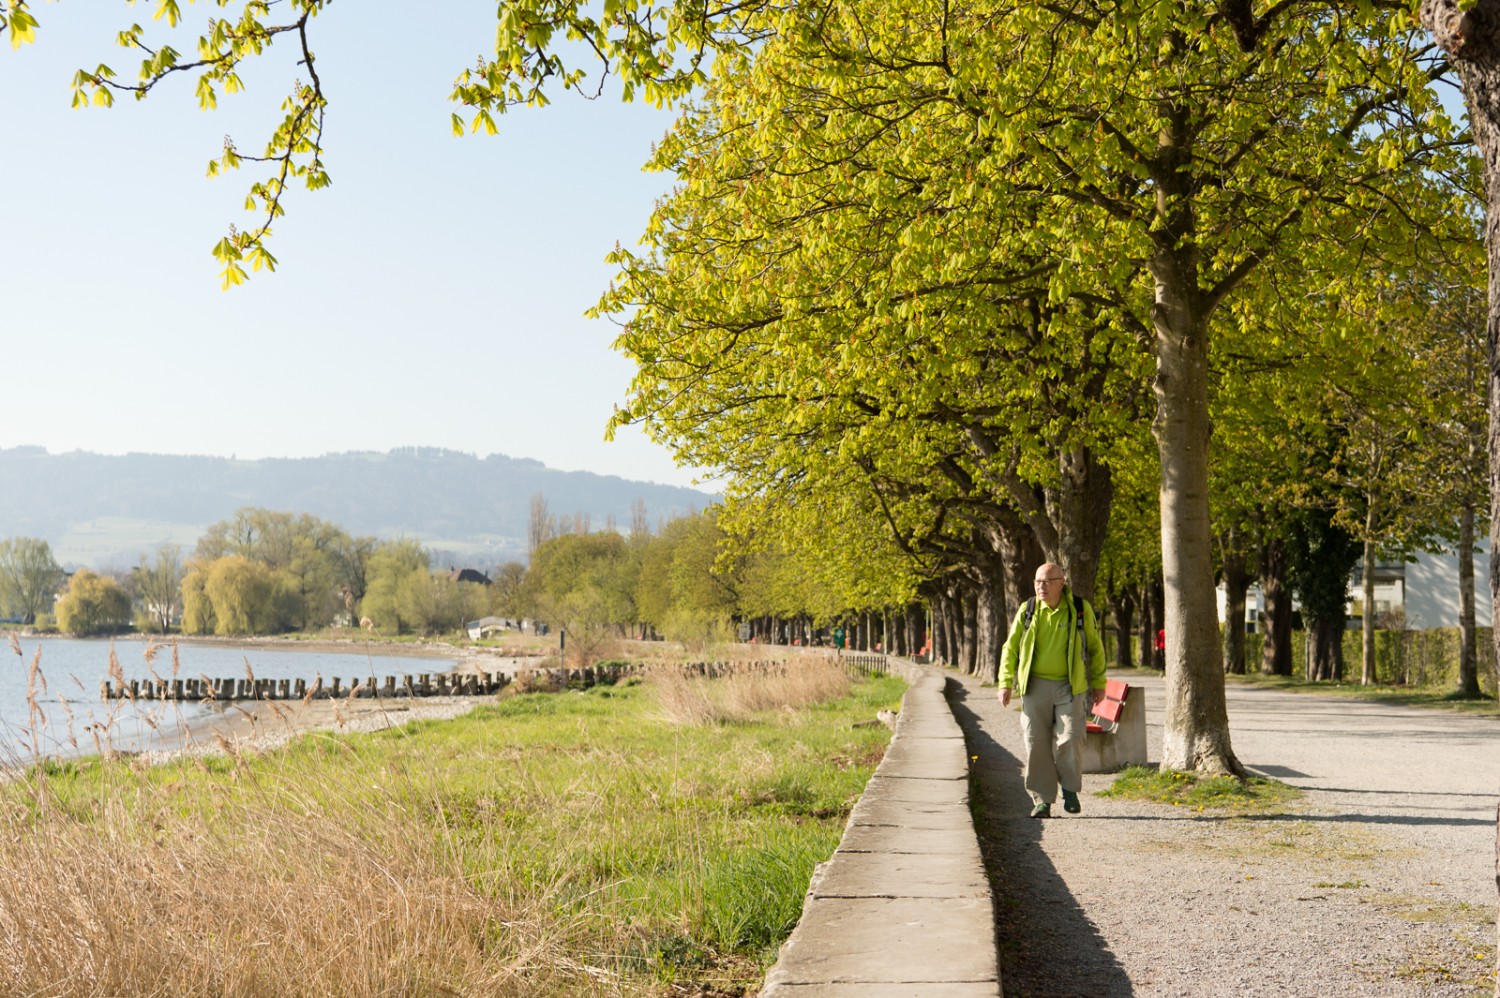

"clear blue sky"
[1,2,709,489]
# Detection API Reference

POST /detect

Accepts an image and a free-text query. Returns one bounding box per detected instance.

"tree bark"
[1260,536,1294,676]
[991,515,1045,624]
[1220,536,1251,676]
[1361,522,1377,686]
[1138,582,1156,673]
[961,589,979,676]
[1308,617,1345,683]
[1112,590,1136,670]
[1461,501,1482,696]
[1150,578,1167,671]
[928,592,946,664]
[1048,445,1114,599]
[1151,191,1243,774]
[975,582,1001,684]
[1416,4,1500,979]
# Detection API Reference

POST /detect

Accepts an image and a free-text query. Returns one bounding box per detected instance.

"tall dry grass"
[647,655,852,725]
[0,637,611,997]
[0,756,606,997]
[0,638,898,997]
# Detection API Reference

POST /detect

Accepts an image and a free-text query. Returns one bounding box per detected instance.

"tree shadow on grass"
[945,677,1135,998]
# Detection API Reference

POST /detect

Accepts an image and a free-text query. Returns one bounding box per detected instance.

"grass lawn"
[1224,670,1500,718]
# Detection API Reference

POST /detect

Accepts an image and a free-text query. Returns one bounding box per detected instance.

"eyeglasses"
[1034,577,1064,586]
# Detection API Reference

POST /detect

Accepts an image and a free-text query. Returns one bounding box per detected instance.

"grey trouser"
[1019,677,1086,805]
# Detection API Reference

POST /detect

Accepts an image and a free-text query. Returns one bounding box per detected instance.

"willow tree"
[0,537,64,626]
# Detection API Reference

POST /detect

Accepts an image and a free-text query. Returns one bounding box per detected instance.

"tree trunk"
[1221,540,1250,676]
[1461,501,1481,697]
[1308,617,1344,682]
[1151,231,1243,775]
[1138,583,1156,673]
[1260,537,1294,676]
[1416,5,1500,981]
[1150,579,1167,671]
[1361,526,1377,686]
[961,590,979,676]
[938,591,956,670]
[992,517,1045,623]
[1048,445,1114,598]
[1112,590,1136,670]
[975,583,1001,683]
[933,592,951,665]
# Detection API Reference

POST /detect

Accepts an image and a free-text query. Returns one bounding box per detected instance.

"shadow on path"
[946,678,1135,998]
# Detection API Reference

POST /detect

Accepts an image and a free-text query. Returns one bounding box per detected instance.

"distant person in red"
[1155,629,1165,652]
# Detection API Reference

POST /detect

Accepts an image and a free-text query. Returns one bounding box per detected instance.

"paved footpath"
[762,665,999,996]
[949,669,1500,998]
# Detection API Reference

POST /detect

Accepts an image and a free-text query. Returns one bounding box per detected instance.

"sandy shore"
[137,694,493,762]
[101,632,512,661]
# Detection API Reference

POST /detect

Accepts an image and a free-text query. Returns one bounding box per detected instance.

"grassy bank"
[0,659,905,996]
[1223,670,1500,718]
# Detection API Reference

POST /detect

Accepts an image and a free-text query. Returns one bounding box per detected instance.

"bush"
[1244,627,1497,692]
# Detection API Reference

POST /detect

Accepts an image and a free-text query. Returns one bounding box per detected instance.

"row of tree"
[7,2,1494,785]
[11,1,1500,979]
[572,0,1490,779]
[2,505,883,644]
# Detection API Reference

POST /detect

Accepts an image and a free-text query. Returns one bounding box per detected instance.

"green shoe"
[1062,790,1081,814]
[1029,801,1051,819]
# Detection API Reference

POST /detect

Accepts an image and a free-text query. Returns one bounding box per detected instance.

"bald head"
[1033,563,1066,609]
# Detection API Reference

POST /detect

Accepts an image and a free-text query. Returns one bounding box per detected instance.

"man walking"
[998,563,1107,818]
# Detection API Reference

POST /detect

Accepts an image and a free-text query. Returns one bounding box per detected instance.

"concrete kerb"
[758,659,1000,998]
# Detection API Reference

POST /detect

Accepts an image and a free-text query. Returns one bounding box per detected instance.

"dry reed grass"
[0,639,617,997]
[0,639,885,997]
[0,754,613,997]
[647,655,852,726]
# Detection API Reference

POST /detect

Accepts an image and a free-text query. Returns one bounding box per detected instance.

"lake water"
[0,636,456,761]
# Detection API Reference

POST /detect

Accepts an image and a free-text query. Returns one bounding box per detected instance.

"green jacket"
[998,587,1107,697]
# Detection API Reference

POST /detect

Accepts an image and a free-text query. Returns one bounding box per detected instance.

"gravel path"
[948,670,1500,998]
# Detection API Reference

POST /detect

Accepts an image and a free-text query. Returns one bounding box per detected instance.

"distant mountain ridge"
[0,446,713,569]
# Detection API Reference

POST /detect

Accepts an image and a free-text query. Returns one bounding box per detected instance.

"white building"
[1402,542,1493,629]
[1216,541,1492,631]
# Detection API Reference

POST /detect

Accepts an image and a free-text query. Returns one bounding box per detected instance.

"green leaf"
[6,8,38,49]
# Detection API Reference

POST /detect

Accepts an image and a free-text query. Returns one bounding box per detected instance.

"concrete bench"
[1082,678,1147,773]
